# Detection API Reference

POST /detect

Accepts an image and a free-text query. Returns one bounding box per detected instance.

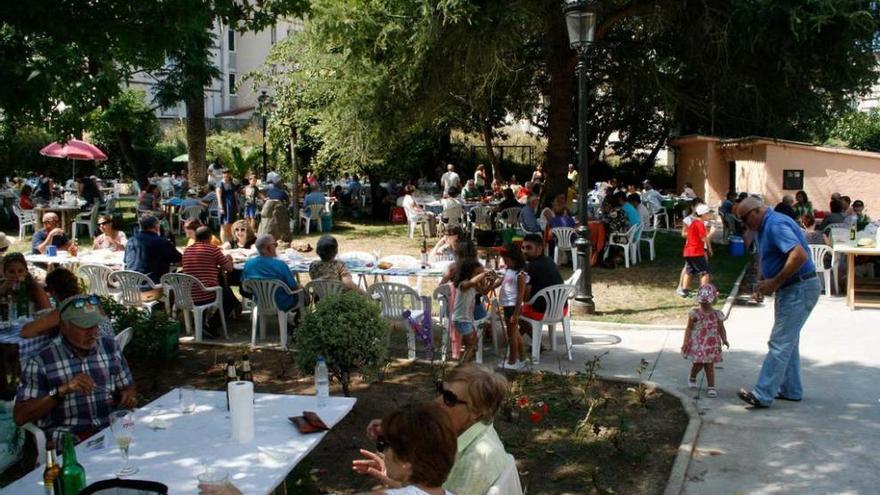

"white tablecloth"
[25,250,125,268]
[4,389,356,494]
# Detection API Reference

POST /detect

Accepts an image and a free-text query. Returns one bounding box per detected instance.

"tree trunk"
[542,2,575,203]
[290,128,300,234]
[185,90,208,186]
[116,130,147,185]
[643,126,671,168]
[482,121,503,183]
[368,170,383,219]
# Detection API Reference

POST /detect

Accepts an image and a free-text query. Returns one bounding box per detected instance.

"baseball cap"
[695,204,712,216]
[696,284,718,304]
[59,295,105,329]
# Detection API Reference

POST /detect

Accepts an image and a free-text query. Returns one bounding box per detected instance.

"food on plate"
[857,238,875,247]
[377,261,393,270]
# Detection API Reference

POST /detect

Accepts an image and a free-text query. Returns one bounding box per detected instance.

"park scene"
[1,1,879,494]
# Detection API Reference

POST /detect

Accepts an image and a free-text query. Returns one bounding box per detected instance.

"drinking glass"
[110,409,138,476]
[179,386,195,414]
[197,468,229,488]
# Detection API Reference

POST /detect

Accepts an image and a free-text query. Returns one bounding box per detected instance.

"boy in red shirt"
[680,204,714,295]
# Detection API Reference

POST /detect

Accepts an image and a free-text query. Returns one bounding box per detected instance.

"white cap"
[695,204,711,216]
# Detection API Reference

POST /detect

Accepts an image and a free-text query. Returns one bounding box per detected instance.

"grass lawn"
[7,201,748,325]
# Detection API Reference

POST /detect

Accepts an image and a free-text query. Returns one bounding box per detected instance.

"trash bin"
[320,212,333,232]
[729,235,745,256]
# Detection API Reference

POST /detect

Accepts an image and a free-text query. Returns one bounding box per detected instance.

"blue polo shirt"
[32,229,70,254]
[242,256,299,311]
[756,209,815,282]
[622,202,641,226]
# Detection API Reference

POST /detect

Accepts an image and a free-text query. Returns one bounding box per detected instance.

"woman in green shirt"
[793,190,813,219]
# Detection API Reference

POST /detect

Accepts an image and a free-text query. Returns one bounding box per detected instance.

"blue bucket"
[729,236,745,256]
[320,212,333,232]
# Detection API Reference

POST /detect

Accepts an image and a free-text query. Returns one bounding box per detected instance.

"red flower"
[516,396,529,408]
[529,411,543,424]
[537,401,549,414]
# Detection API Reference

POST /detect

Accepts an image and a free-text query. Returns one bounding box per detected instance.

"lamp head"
[564,0,600,49]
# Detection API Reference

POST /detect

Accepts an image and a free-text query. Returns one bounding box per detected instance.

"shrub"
[100,297,179,360]
[294,292,388,396]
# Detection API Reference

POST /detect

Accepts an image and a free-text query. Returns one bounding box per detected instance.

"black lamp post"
[564,0,599,314]
[257,90,273,179]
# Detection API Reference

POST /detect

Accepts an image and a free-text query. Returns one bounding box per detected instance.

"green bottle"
[16,280,29,318]
[60,432,86,494]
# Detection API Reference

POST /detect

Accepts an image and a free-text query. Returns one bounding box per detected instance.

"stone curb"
[722,262,749,318]
[570,321,686,331]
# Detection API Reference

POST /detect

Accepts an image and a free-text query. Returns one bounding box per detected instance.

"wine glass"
[110,409,138,476]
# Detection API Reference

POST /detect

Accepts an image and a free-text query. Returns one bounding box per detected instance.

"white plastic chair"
[98,195,116,217]
[607,224,639,268]
[78,264,116,298]
[469,205,493,235]
[486,454,524,495]
[368,282,423,360]
[404,206,432,239]
[440,203,464,233]
[552,227,577,270]
[639,226,658,261]
[21,423,47,468]
[808,244,834,296]
[497,207,522,230]
[178,205,204,233]
[520,284,576,365]
[207,205,221,228]
[13,204,36,239]
[161,273,228,341]
[115,326,133,351]
[108,270,163,312]
[300,204,324,235]
[242,278,304,349]
[304,279,345,307]
[647,203,669,230]
[565,268,582,287]
[432,283,497,364]
[72,204,99,239]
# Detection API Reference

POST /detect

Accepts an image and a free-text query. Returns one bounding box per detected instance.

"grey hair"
[315,235,338,261]
[782,194,794,205]
[42,212,59,223]
[254,234,276,255]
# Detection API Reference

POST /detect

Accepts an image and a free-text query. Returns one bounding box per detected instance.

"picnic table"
[832,241,880,310]
[0,319,55,370]
[25,249,125,269]
[3,388,356,494]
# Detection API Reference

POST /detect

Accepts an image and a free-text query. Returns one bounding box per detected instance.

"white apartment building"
[126,18,303,123]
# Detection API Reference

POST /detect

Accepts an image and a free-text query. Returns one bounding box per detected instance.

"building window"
[782,169,804,190]
[227,29,235,52]
[270,26,277,45]
[228,73,237,95]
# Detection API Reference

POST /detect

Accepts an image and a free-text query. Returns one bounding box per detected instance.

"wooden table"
[4,389,356,494]
[832,242,880,310]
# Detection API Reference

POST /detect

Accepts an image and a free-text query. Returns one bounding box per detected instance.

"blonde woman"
[93,216,127,251]
[222,219,256,250]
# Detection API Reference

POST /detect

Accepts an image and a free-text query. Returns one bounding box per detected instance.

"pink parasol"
[39,139,107,161]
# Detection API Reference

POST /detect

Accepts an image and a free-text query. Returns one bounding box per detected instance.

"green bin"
[320,212,333,232]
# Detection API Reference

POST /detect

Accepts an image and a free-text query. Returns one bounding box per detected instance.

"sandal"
[706,387,717,398]
[737,388,768,408]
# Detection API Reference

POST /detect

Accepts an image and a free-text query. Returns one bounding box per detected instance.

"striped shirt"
[182,241,228,303]
[16,334,134,446]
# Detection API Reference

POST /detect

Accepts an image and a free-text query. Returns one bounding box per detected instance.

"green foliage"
[206,131,262,182]
[0,125,59,178]
[294,292,388,396]
[101,297,179,360]
[828,109,880,151]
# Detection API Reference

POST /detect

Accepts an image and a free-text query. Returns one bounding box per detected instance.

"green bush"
[294,292,388,396]
[101,297,179,360]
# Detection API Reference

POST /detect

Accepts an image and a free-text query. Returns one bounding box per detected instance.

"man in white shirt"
[440,164,461,195]
[641,180,664,211]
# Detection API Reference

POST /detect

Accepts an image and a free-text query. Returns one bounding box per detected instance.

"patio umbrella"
[39,139,107,181]
[172,153,189,163]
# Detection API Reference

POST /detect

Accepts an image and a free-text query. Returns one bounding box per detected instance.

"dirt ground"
[128,344,688,495]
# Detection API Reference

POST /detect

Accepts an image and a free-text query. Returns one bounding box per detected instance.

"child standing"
[490,243,529,370]
[243,176,259,229]
[451,257,490,362]
[678,203,714,296]
[681,284,729,397]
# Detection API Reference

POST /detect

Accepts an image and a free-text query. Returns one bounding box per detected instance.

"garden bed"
[129,345,688,494]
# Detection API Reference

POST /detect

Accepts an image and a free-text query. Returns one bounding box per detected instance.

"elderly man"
[641,180,664,212]
[774,194,798,221]
[520,195,542,234]
[32,212,78,255]
[735,197,820,408]
[14,295,136,445]
[242,234,300,311]
[183,226,238,326]
[440,164,461,195]
[303,183,327,209]
[124,214,182,292]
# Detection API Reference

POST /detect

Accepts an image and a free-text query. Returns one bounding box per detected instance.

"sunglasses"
[436,381,468,408]
[98,221,113,226]
[59,294,101,313]
[234,228,247,232]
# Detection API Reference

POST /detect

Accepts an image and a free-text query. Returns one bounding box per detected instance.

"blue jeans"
[752,277,821,405]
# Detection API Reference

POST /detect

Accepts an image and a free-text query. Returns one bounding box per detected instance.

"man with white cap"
[734,196,820,408]
[14,295,136,445]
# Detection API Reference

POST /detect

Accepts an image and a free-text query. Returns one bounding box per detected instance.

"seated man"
[182,226,238,323]
[124,215,182,299]
[461,179,481,201]
[32,212,78,255]
[242,234,300,311]
[303,183,326,210]
[14,295,136,446]
[520,195,543,234]
[521,233,563,320]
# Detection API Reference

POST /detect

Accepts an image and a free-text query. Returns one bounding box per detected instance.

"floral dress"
[685,308,725,363]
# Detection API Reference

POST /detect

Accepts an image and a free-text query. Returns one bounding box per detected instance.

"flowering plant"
[513,395,550,424]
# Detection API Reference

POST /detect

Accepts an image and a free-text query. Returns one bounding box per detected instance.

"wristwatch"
[48,387,62,401]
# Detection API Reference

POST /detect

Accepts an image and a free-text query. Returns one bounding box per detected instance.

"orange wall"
[674,138,727,206]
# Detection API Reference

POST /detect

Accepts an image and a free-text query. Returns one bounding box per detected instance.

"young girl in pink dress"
[681,284,729,398]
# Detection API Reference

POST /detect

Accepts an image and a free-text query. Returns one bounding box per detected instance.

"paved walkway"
[537,295,880,495]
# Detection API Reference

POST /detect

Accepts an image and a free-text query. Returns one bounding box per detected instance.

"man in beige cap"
[734,196,819,408]
[14,295,136,445]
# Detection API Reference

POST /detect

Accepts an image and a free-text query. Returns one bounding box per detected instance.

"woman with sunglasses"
[93,215,127,251]
[222,219,256,250]
[355,364,511,495]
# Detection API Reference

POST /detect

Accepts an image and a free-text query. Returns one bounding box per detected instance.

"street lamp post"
[564,0,599,314]
[257,90,272,179]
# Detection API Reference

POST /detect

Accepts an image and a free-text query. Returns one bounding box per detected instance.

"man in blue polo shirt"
[735,197,820,408]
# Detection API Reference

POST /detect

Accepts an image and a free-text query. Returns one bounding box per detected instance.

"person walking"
[735,197,821,408]
[681,284,729,398]
[216,168,239,243]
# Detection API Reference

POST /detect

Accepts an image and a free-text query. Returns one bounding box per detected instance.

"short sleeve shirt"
[683,219,707,257]
[32,229,70,254]
[182,242,228,303]
[525,255,563,312]
[308,260,350,281]
[757,210,815,281]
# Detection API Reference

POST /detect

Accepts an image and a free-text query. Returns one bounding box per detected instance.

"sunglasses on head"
[59,294,101,313]
[436,381,468,408]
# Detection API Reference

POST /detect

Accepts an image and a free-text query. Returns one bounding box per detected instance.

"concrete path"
[536,295,880,495]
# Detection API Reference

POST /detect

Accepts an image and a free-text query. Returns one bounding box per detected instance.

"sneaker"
[501,360,526,370]
[707,387,718,398]
[676,287,689,298]
[688,378,698,389]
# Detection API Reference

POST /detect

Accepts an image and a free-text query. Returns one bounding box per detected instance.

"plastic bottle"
[315,356,329,408]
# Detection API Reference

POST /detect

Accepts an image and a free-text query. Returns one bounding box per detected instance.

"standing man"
[440,164,461,196]
[735,197,821,408]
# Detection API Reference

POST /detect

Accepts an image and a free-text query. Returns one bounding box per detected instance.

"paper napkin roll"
[228,380,255,443]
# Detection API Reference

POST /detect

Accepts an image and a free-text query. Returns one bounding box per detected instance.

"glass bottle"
[60,432,86,495]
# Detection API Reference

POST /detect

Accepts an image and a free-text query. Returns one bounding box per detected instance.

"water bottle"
[315,356,329,408]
